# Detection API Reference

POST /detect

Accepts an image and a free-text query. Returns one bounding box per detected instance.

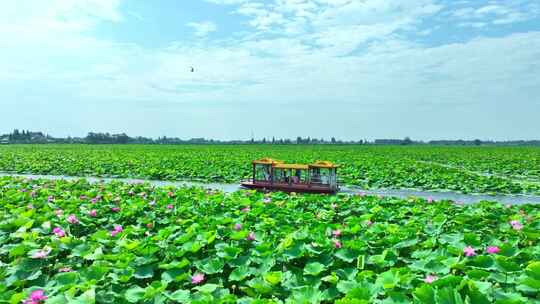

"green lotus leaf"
[196,258,225,274]
[134,264,155,279]
[525,261,540,280]
[167,290,190,303]
[229,265,252,281]
[54,272,79,286]
[495,257,522,273]
[125,285,145,303]
[435,287,464,304]
[413,284,435,303]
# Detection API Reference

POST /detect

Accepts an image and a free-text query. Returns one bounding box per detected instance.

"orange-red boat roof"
[252,158,283,165]
[274,163,309,170]
[253,158,338,169]
[309,161,339,168]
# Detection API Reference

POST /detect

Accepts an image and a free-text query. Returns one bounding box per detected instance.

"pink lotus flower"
[52,227,66,237]
[32,248,51,259]
[464,246,476,257]
[332,229,342,237]
[167,204,174,209]
[192,273,205,284]
[67,214,79,224]
[424,275,438,284]
[358,192,366,197]
[110,225,123,237]
[510,220,523,230]
[234,223,242,231]
[167,191,174,198]
[146,223,153,229]
[48,196,54,202]
[111,207,120,212]
[427,197,433,204]
[333,239,342,248]
[80,195,87,200]
[23,289,48,304]
[486,246,500,254]
[241,206,250,213]
[91,198,98,204]
[365,220,373,226]
[88,209,97,217]
[246,231,256,241]
[58,267,72,272]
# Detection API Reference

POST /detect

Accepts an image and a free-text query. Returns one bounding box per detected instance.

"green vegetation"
[1,145,540,194]
[0,176,538,303]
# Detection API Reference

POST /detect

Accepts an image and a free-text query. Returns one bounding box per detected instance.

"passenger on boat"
[263,167,271,181]
[312,168,321,183]
[292,169,302,183]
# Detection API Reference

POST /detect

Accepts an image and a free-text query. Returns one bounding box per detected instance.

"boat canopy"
[253,159,338,168]
[309,161,339,168]
[273,163,309,170]
[252,158,283,165]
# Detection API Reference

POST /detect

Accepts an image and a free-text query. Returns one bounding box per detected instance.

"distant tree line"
[374,137,540,146]
[0,130,367,145]
[0,129,54,144]
[1,129,539,146]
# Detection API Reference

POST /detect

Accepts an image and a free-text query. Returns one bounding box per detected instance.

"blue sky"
[1,0,539,140]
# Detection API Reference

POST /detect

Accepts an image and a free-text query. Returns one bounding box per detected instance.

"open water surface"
[2,172,540,205]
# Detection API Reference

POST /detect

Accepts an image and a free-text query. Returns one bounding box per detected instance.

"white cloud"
[0,0,123,50]
[186,21,218,37]
[449,1,539,27]
[204,0,248,4]
[230,0,444,56]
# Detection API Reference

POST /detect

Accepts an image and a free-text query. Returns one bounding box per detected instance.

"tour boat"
[241,158,339,194]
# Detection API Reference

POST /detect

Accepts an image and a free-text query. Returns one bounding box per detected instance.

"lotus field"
[0,175,539,303]
[1,145,540,194]
[0,145,540,303]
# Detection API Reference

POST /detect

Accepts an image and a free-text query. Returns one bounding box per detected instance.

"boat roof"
[253,158,283,165]
[252,158,338,169]
[274,163,309,170]
[309,161,339,168]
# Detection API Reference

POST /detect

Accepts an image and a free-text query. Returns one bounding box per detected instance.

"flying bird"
[190,66,195,73]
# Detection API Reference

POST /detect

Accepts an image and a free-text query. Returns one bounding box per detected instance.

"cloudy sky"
[1,0,539,140]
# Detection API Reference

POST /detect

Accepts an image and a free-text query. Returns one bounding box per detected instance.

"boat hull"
[240,181,338,194]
